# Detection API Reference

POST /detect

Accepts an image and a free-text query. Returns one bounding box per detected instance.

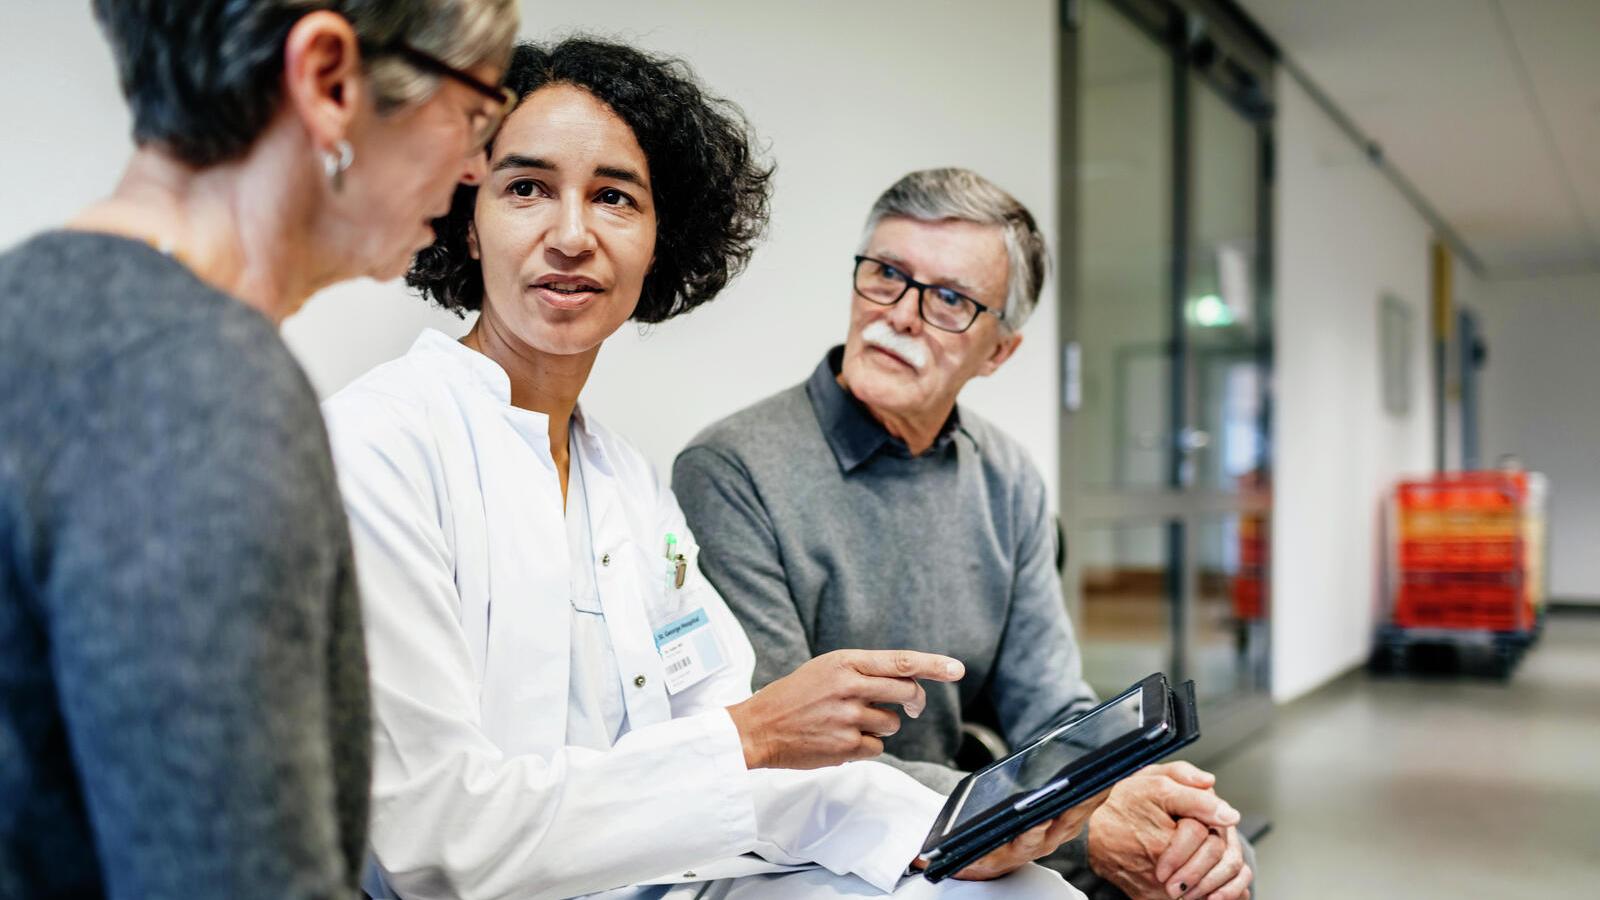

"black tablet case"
[922,680,1201,882]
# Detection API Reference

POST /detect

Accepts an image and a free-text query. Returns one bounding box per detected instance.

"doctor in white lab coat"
[323,38,1094,900]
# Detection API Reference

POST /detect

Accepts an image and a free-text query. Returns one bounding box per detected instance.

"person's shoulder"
[324,350,433,424]
[3,231,303,413]
[322,349,446,470]
[2,230,279,350]
[680,380,812,464]
[0,230,116,289]
[956,405,1048,493]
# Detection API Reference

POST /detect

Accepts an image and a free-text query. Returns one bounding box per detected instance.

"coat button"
[601,553,611,567]
[633,675,647,688]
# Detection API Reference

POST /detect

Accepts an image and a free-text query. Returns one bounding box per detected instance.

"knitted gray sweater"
[0,232,369,899]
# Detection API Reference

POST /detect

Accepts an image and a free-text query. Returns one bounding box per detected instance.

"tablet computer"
[917,673,1200,882]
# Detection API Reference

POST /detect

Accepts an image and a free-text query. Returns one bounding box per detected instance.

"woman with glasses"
[323,38,1080,900]
[0,2,515,898]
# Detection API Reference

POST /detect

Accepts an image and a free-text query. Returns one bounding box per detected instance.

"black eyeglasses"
[364,40,517,150]
[852,255,1002,334]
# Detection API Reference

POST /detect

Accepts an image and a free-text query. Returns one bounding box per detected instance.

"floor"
[1207,610,1600,897]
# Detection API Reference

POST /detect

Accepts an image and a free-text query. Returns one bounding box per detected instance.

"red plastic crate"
[1386,472,1544,637]
[1231,573,1265,620]
[1397,508,1520,539]
[1393,581,1528,631]
[1400,570,1520,588]
[1239,536,1266,567]
[1399,538,1520,571]
[1396,475,1525,511]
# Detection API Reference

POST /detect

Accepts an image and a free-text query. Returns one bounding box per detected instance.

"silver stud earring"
[322,139,355,192]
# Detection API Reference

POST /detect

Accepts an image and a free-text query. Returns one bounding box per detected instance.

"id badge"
[652,607,728,694]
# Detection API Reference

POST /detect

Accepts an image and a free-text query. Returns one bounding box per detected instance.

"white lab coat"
[322,330,949,900]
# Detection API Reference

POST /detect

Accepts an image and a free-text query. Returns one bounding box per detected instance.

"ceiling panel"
[1496,0,1600,272]
[1237,0,1600,278]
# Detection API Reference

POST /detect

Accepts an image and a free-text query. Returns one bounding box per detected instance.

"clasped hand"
[1087,762,1253,900]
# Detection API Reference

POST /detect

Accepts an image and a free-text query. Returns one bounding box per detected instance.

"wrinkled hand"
[1154,819,1252,900]
[1086,762,1248,900]
[726,649,964,769]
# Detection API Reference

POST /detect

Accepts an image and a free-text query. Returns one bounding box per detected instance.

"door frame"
[1058,0,1278,760]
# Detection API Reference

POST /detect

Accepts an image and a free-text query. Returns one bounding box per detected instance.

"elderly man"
[673,169,1254,900]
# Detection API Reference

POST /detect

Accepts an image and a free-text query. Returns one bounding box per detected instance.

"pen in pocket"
[664,532,687,589]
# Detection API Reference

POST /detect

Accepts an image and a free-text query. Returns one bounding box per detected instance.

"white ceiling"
[1236,0,1600,280]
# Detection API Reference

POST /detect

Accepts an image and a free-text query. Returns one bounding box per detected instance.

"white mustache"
[862,320,929,371]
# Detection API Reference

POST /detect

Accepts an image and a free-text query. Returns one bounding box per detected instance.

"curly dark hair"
[407,38,774,323]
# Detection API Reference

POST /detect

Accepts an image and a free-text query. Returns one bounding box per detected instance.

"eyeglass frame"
[851,255,1004,334]
[361,40,518,150]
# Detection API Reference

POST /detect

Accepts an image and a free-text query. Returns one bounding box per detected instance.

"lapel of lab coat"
[477,401,575,756]
[571,417,675,730]
[424,326,674,754]
[419,331,575,759]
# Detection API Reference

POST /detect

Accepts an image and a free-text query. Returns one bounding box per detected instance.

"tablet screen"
[946,689,1146,832]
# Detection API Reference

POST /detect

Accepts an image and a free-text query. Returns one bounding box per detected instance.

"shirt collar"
[410,328,515,405]
[805,346,970,473]
[408,328,600,452]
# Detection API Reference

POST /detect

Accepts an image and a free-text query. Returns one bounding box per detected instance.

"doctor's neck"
[461,314,600,505]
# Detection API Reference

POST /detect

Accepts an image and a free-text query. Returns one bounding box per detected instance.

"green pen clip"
[665,532,687,589]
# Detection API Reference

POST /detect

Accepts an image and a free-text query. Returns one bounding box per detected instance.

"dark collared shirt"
[813,350,967,470]
[673,347,1097,792]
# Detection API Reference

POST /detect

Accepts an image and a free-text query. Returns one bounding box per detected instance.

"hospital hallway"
[1205,610,1600,897]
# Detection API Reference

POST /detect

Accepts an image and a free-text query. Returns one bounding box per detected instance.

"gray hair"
[92,0,519,167]
[858,168,1050,331]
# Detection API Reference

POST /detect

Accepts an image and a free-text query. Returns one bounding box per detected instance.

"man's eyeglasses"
[852,256,1002,334]
[365,40,517,151]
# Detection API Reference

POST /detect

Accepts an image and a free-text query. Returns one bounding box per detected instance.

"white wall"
[1470,273,1600,603]
[0,0,1059,498]
[494,0,1061,489]
[0,4,129,244]
[1271,74,1437,702]
[295,0,1063,497]
[8,1,1501,703]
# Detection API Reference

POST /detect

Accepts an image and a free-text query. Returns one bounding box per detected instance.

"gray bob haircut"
[92,0,519,167]
[858,168,1050,331]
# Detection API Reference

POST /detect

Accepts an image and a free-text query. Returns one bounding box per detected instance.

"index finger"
[1159,782,1239,828]
[844,649,965,682]
[1145,760,1216,789]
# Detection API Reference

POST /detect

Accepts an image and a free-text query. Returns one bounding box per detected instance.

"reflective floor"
[1208,610,1600,897]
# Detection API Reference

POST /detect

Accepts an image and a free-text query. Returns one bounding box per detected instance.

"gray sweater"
[673,350,1107,884]
[674,350,1098,792]
[0,232,369,899]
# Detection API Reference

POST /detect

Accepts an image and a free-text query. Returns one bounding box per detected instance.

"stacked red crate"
[1392,473,1531,632]
[1231,514,1268,621]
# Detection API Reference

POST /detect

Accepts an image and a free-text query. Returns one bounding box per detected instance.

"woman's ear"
[467,220,480,260]
[280,11,364,155]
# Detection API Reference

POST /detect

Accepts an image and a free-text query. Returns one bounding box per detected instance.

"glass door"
[1061,0,1275,754]
[1069,0,1176,699]
[1183,71,1273,712]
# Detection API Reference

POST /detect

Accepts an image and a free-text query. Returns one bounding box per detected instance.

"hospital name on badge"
[652,607,727,694]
